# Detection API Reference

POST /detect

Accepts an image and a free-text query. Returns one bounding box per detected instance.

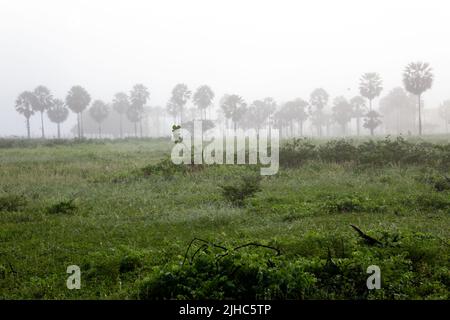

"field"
[0,137,449,299]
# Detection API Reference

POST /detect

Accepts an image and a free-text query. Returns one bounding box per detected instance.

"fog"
[1,0,450,137]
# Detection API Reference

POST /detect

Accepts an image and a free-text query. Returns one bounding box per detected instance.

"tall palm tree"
[47,99,69,139]
[350,96,366,136]
[15,91,36,139]
[130,84,150,137]
[309,88,329,136]
[89,100,109,138]
[32,86,53,138]
[193,85,214,120]
[220,94,247,131]
[170,84,191,124]
[403,62,433,136]
[112,92,130,138]
[66,86,91,138]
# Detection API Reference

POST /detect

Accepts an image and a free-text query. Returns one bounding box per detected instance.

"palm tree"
[170,84,191,124]
[126,103,141,137]
[193,85,215,120]
[439,100,450,134]
[359,73,383,111]
[332,96,353,135]
[112,92,130,138]
[350,96,366,136]
[66,86,91,138]
[309,88,329,136]
[32,86,53,138]
[47,99,69,139]
[15,91,36,139]
[89,100,109,138]
[220,94,247,131]
[130,84,150,137]
[403,62,434,135]
[359,73,383,136]
[282,98,308,136]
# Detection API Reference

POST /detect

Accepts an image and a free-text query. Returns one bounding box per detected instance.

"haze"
[1,0,450,136]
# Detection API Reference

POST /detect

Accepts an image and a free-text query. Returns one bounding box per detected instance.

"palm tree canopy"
[350,96,367,117]
[89,100,109,124]
[171,83,191,107]
[112,92,130,115]
[32,85,53,113]
[193,85,214,110]
[220,94,247,122]
[15,91,36,119]
[309,88,329,111]
[130,84,150,107]
[403,62,433,96]
[359,73,383,100]
[66,86,91,113]
[47,99,69,124]
[282,98,308,122]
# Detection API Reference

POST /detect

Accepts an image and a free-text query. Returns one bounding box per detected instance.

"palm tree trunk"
[356,117,360,136]
[26,117,31,139]
[99,124,102,139]
[77,113,81,138]
[418,94,422,136]
[134,122,137,137]
[40,111,45,138]
[80,111,84,138]
[140,119,143,138]
[57,123,61,139]
[119,114,123,139]
[300,121,303,136]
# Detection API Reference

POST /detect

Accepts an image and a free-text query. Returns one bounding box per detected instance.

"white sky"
[1,0,450,136]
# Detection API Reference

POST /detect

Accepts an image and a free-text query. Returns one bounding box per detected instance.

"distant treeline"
[13,62,450,139]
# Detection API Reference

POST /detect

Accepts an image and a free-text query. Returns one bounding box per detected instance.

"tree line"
[14,61,450,138]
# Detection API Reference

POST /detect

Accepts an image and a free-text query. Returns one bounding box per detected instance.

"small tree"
[15,91,36,139]
[403,62,433,136]
[66,86,91,138]
[89,100,109,138]
[363,110,382,136]
[359,73,383,136]
[47,99,69,139]
[32,86,53,138]
[112,92,130,138]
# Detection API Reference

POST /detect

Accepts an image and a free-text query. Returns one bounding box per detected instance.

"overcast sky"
[1,0,450,136]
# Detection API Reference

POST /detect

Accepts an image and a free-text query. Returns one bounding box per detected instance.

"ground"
[0,137,448,299]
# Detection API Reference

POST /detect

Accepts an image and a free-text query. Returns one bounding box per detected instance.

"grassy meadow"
[0,136,449,299]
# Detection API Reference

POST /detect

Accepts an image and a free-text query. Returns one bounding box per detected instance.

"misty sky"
[1,0,450,136]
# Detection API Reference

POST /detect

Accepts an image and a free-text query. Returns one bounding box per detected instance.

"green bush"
[220,174,261,206]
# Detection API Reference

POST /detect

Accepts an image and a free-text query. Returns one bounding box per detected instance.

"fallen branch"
[350,224,382,246]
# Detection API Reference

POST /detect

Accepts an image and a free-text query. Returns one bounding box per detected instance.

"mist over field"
[0,0,449,303]
[1,0,450,138]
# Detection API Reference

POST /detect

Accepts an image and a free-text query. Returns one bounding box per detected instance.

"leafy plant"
[220,174,261,206]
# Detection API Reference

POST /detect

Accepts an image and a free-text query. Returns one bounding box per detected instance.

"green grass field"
[0,137,449,299]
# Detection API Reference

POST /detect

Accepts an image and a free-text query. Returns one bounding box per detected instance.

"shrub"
[0,194,27,212]
[220,175,261,206]
[46,199,77,214]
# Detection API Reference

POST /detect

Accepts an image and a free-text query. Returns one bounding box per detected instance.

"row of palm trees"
[214,62,435,137]
[15,84,150,138]
[14,61,440,138]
